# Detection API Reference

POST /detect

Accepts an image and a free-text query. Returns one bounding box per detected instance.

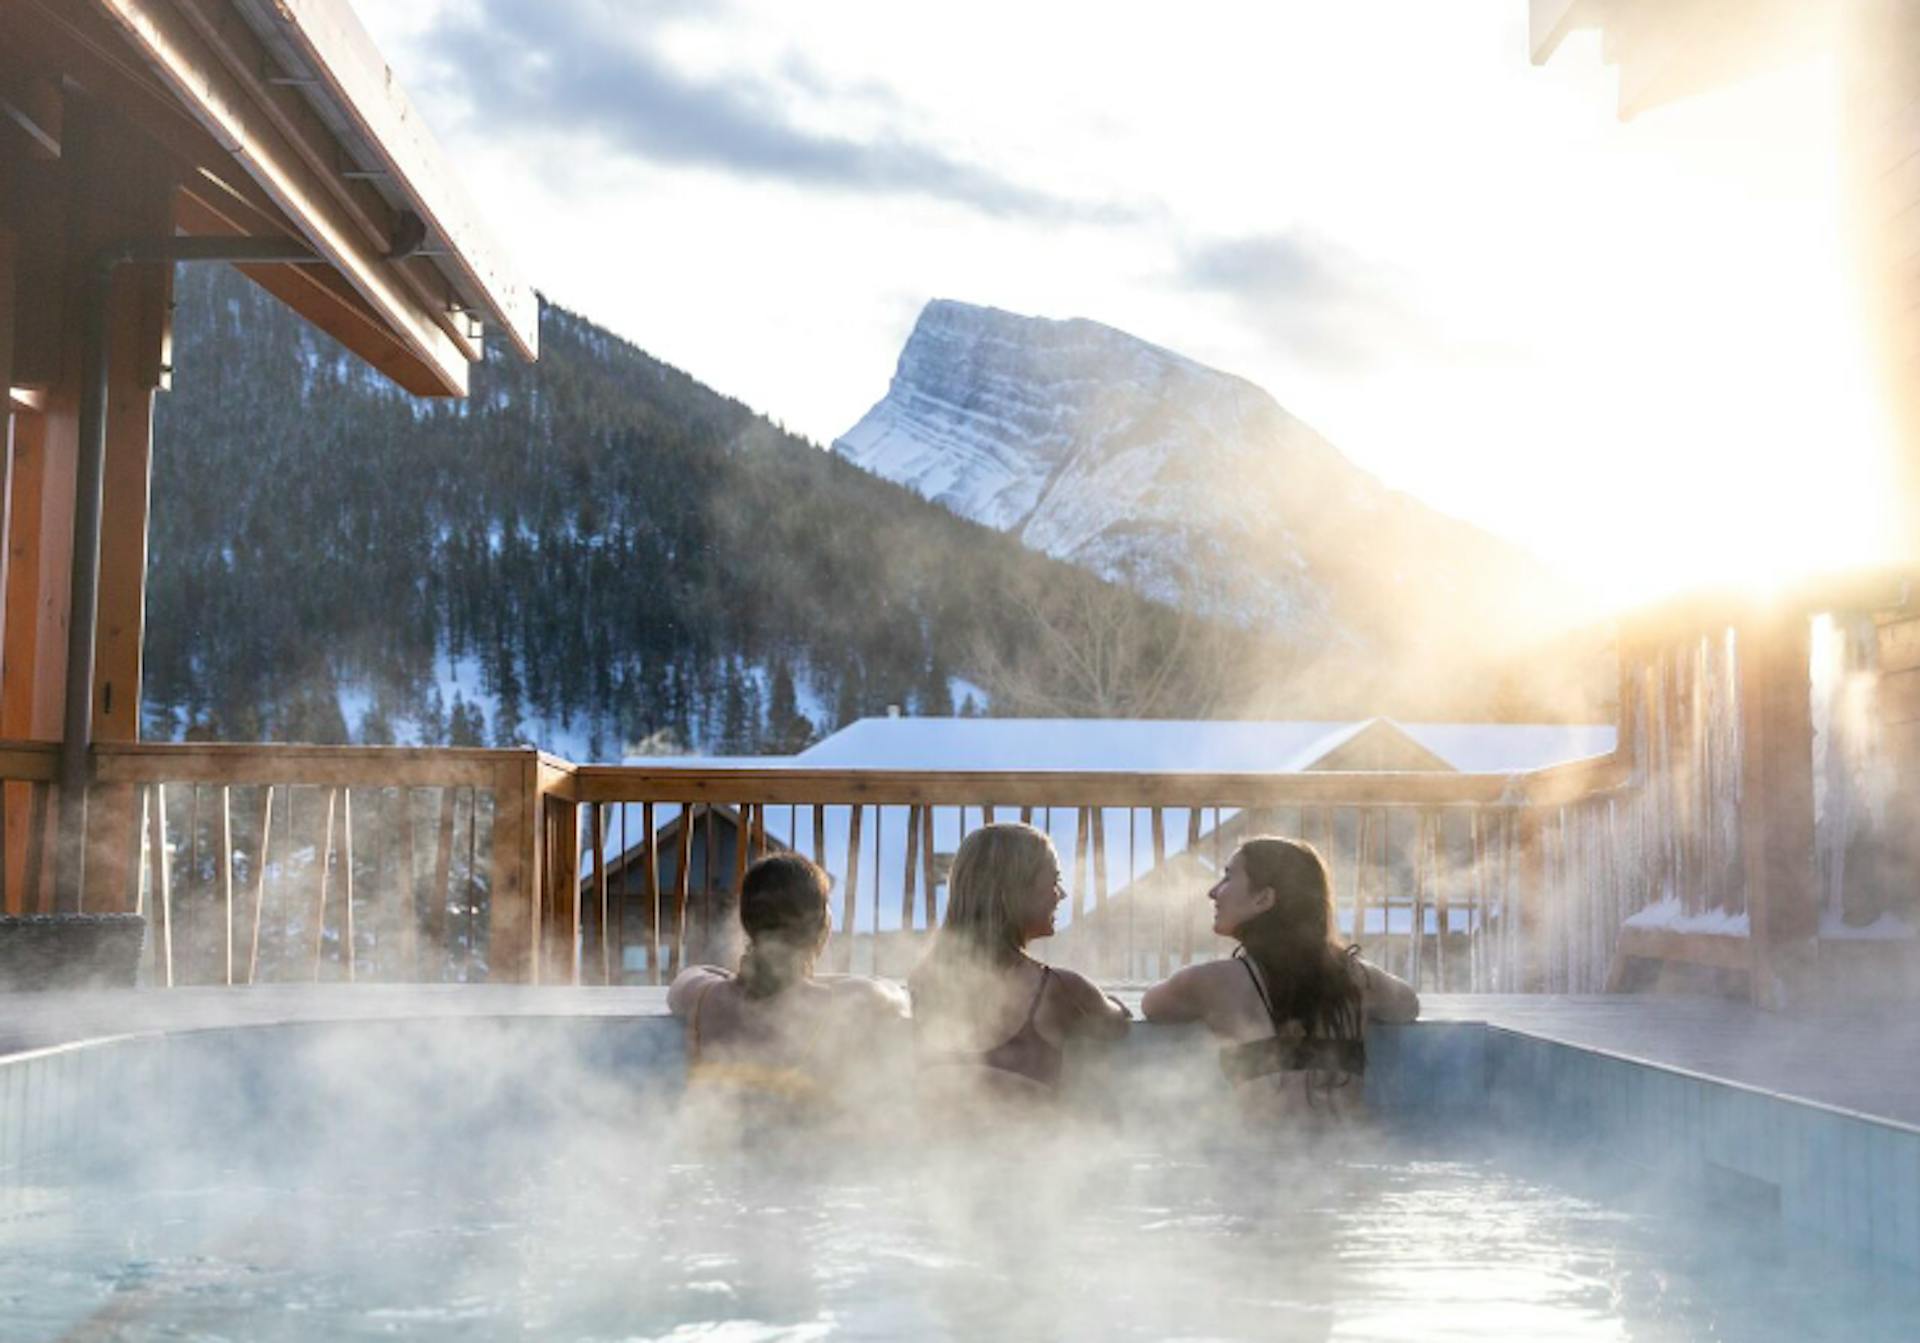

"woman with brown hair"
[910,822,1130,1104]
[670,852,907,1114]
[1141,836,1418,1119]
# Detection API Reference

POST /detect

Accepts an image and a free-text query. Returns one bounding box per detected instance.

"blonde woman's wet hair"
[929,822,1056,967]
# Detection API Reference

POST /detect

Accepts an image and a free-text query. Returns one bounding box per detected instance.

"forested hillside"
[145,267,1307,756]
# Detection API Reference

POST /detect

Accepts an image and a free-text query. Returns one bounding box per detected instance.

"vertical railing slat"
[247,785,273,985]
[841,805,862,974]
[920,804,937,931]
[901,805,921,939]
[430,788,455,978]
[147,782,172,987]
[312,788,337,981]
[673,805,693,977]
[23,782,50,915]
[591,804,609,985]
[219,785,234,985]
[342,790,356,983]
[398,789,419,981]
[1150,807,1167,980]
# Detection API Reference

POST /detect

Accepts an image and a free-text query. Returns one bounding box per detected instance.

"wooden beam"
[268,0,538,360]
[80,117,174,913]
[168,0,483,365]
[84,0,470,393]
[487,753,539,982]
[568,766,1526,809]
[175,189,454,397]
[0,225,14,713]
[1,391,72,746]
[91,740,515,787]
[6,6,432,389]
[1736,612,1818,1005]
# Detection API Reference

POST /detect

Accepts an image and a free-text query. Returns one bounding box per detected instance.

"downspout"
[55,236,322,913]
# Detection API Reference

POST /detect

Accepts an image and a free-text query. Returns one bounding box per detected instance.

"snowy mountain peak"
[836,299,1572,656]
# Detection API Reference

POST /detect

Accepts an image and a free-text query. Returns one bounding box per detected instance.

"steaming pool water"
[2,1012,1917,1341]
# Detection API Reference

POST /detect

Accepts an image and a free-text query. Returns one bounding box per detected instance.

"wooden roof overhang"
[1,0,537,395]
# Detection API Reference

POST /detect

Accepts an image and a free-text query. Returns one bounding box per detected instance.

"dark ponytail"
[1233,837,1362,1041]
[736,854,831,999]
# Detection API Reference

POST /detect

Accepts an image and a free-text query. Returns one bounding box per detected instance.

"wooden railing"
[1,739,1638,991]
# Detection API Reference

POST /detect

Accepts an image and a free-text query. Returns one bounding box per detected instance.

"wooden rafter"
[73,0,470,393]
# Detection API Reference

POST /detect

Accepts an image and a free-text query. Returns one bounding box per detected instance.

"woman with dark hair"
[1141,836,1417,1119]
[910,822,1130,1105]
[669,852,907,1113]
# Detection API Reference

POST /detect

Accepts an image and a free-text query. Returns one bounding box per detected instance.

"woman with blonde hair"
[910,822,1129,1102]
[670,852,906,1116]
[1142,836,1417,1120]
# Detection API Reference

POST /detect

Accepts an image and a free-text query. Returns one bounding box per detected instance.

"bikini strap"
[1023,965,1052,1026]
[1236,948,1279,1027]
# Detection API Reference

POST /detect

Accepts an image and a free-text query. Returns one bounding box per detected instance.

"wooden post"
[341,789,355,982]
[901,805,920,936]
[219,784,233,984]
[430,787,454,978]
[1182,808,1201,966]
[920,803,937,931]
[841,804,862,972]
[590,803,609,985]
[1150,807,1167,978]
[146,781,171,986]
[1350,810,1370,957]
[247,785,272,985]
[311,788,336,980]
[1515,807,1547,992]
[1090,806,1109,974]
[703,803,719,951]
[673,805,693,975]
[1737,610,1818,1006]
[643,801,660,985]
[487,753,540,982]
[398,789,419,980]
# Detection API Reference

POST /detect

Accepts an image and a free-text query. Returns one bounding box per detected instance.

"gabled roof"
[790,716,1615,775]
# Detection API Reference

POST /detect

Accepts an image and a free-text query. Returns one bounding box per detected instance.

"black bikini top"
[926,965,1063,1090]
[1218,952,1365,1085]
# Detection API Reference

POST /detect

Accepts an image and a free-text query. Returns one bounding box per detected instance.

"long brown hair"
[736,853,831,999]
[1232,837,1361,1040]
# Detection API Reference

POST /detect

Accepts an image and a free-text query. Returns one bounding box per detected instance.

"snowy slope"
[837,300,1573,653]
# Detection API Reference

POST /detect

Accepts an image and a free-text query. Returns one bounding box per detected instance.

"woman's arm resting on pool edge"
[1139,965,1210,1023]
[1357,958,1419,1023]
[667,965,732,1017]
[1055,967,1131,1040]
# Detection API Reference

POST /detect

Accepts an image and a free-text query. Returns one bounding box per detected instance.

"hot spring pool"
[5,1136,1918,1341]
[1,1007,1916,1341]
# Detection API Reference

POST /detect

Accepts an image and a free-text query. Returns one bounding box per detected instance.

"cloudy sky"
[361,1,1896,609]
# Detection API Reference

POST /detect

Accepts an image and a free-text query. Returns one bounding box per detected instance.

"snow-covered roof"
[791,716,1614,775]
[593,716,1614,940]
[617,753,800,770]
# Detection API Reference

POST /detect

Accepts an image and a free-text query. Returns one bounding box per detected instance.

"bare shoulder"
[667,964,732,1017]
[1046,965,1109,1009]
[1045,966,1130,1035]
[1140,958,1238,1021]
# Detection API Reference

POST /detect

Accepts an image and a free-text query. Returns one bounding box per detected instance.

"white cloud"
[361,1,1897,605]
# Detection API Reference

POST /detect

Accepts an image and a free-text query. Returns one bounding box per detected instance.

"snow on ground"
[1622,897,1751,937]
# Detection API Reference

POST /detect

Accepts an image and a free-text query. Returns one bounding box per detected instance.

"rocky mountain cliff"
[837,301,1580,663]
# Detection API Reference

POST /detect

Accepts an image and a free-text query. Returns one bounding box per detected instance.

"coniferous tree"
[140,265,1345,757]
